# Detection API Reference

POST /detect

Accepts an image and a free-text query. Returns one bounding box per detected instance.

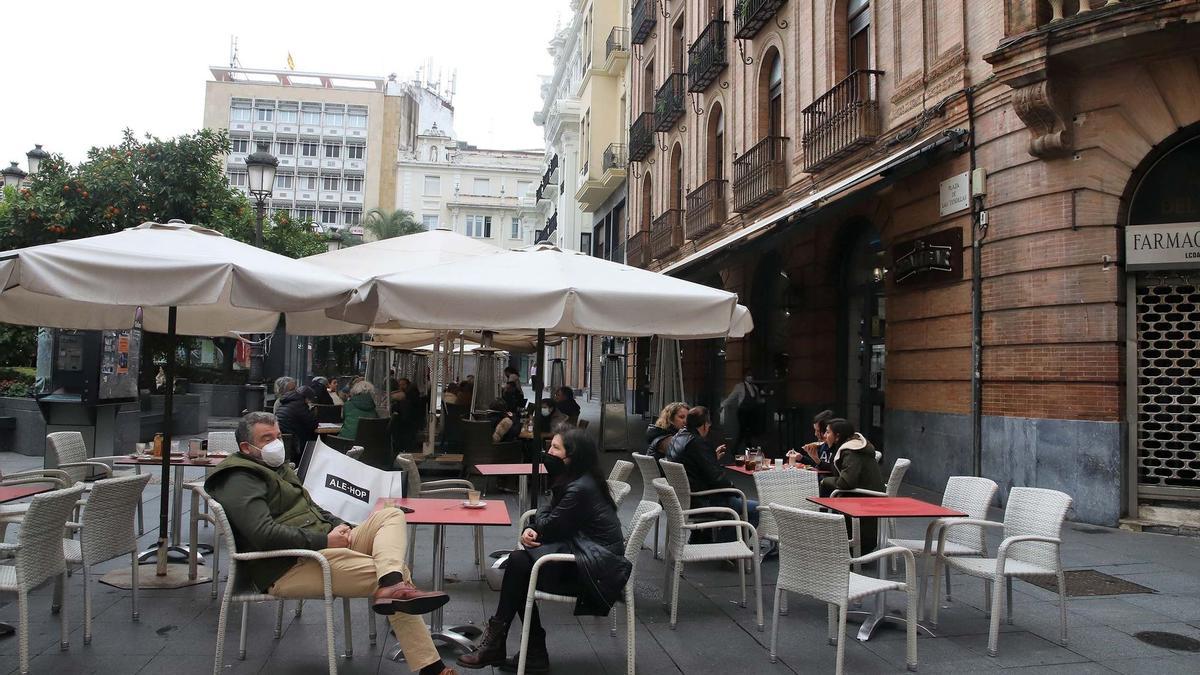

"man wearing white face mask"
[206,412,458,675]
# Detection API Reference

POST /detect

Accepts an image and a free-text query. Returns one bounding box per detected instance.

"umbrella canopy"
[338,243,753,339]
[288,228,506,335]
[0,221,360,335]
[364,328,562,352]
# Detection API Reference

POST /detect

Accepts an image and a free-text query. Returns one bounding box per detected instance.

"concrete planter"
[188,383,245,419]
[0,396,46,456]
[140,394,208,442]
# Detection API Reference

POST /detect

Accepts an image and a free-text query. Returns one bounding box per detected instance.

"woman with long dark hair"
[458,429,629,673]
[819,418,885,553]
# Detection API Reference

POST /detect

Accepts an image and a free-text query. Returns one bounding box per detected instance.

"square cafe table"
[471,463,547,513]
[374,496,512,656]
[727,463,829,477]
[115,452,228,562]
[0,483,54,636]
[808,496,966,641]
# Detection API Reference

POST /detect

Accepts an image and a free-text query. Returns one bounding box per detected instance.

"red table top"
[807,496,967,518]
[473,463,547,476]
[728,464,829,477]
[374,497,512,527]
[0,484,52,503]
[115,453,228,467]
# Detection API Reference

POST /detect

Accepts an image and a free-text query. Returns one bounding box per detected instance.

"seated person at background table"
[276,385,317,460]
[644,401,689,458]
[327,378,343,406]
[457,429,629,673]
[536,397,568,433]
[458,377,475,410]
[552,386,581,425]
[487,398,520,444]
[666,406,759,530]
[309,377,334,406]
[501,379,526,418]
[206,412,457,675]
[504,365,520,385]
[272,376,297,416]
[786,409,837,473]
[391,377,423,453]
[442,382,461,407]
[818,418,885,554]
[340,380,378,442]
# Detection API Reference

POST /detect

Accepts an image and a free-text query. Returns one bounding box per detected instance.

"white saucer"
[461,501,488,509]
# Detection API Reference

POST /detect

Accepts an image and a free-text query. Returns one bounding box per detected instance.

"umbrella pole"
[531,329,545,509]
[155,306,177,577]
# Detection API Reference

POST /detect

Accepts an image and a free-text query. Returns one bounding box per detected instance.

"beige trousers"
[269,508,440,671]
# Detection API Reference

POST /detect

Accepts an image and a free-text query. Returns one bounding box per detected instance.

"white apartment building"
[396,121,545,250]
[203,66,419,233]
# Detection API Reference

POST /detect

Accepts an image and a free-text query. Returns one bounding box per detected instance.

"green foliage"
[363,208,424,241]
[0,366,35,398]
[0,326,37,367]
[0,128,325,258]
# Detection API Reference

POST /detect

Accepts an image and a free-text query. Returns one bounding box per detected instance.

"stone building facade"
[628,0,1200,526]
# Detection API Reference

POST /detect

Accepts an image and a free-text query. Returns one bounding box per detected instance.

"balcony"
[654,73,688,131]
[603,143,628,173]
[801,69,883,173]
[685,179,727,242]
[629,112,656,162]
[631,0,656,45]
[651,209,684,259]
[734,0,788,39]
[627,230,650,268]
[605,27,630,76]
[577,143,629,212]
[688,19,728,92]
[732,136,789,213]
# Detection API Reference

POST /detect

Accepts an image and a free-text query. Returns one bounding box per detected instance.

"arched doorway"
[838,221,886,450]
[1124,127,1200,508]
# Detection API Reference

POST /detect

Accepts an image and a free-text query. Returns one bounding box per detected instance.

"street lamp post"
[2,162,27,189]
[242,150,278,412]
[25,144,49,176]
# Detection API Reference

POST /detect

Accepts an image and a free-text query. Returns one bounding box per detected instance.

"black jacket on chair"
[666,429,732,495]
[276,388,317,450]
[530,473,629,616]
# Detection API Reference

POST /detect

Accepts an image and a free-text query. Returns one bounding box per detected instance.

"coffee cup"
[467,490,481,506]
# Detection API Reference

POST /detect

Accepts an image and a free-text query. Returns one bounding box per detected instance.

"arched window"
[669,143,684,210]
[757,48,783,139]
[707,102,725,181]
[640,173,653,231]
[847,0,870,73]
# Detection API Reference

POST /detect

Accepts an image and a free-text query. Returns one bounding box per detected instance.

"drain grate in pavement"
[1023,569,1156,597]
[1134,631,1200,652]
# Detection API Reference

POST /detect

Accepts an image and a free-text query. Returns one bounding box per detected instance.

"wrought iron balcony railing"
[606,26,630,60]
[632,0,656,45]
[629,112,656,162]
[801,69,883,173]
[685,179,727,241]
[654,73,688,132]
[688,19,728,92]
[732,136,788,213]
[734,0,788,39]
[627,230,650,268]
[651,209,684,259]
[603,143,628,172]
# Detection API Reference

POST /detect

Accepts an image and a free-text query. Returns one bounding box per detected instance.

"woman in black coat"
[275,385,317,461]
[458,430,629,673]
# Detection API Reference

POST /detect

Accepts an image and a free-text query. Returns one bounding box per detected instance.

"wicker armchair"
[753,467,820,546]
[886,476,998,619]
[0,484,86,675]
[631,453,663,558]
[608,479,632,510]
[0,467,70,538]
[511,501,662,675]
[46,431,144,534]
[768,504,918,673]
[394,454,483,574]
[608,459,634,483]
[930,486,1072,657]
[55,473,152,644]
[653,478,763,631]
[207,498,370,675]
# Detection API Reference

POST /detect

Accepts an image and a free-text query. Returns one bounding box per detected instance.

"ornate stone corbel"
[1011,78,1073,159]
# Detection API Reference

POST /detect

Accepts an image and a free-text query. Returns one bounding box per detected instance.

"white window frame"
[322,176,340,191]
[256,108,274,122]
[230,107,252,122]
[275,174,294,189]
[348,114,367,128]
[278,109,298,123]
[422,214,439,230]
[297,208,315,221]
[344,177,363,192]
[301,142,319,157]
[464,214,492,238]
[319,208,338,225]
[510,217,521,239]
[276,141,295,156]
[472,177,491,196]
[344,210,362,226]
[302,110,321,125]
[324,144,341,159]
[325,112,344,127]
[302,175,319,191]
[228,172,247,187]
[423,175,441,196]
[346,145,365,160]
[230,139,249,154]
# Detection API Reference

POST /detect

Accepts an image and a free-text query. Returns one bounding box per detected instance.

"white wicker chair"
[511,501,662,675]
[608,479,632,511]
[886,475,998,619]
[768,504,918,674]
[187,484,224,599]
[46,431,145,534]
[0,468,70,539]
[753,468,820,546]
[394,454,483,573]
[608,459,634,484]
[0,484,86,675]
[54,473,152,644]
[832,457,911,568]
[631,453,663,558]
[659,459,750,523]
[208,498,367,675]
[653,478,763,631]
[930,486,1072,657]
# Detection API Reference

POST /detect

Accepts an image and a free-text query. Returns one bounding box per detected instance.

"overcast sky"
[3,0,564,167]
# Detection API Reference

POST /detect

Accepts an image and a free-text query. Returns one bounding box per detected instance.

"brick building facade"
[627,0,1200,525]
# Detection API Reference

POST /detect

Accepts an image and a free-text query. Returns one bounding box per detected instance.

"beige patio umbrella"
[0,221,361,577]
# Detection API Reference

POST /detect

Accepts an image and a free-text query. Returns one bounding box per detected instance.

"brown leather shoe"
[372,581,449,616]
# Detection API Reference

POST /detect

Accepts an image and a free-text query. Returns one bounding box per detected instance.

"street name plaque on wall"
[1126,222,1200,270]
[889,228,963,288]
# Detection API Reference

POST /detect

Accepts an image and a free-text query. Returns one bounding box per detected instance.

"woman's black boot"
[456,617,510,669]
